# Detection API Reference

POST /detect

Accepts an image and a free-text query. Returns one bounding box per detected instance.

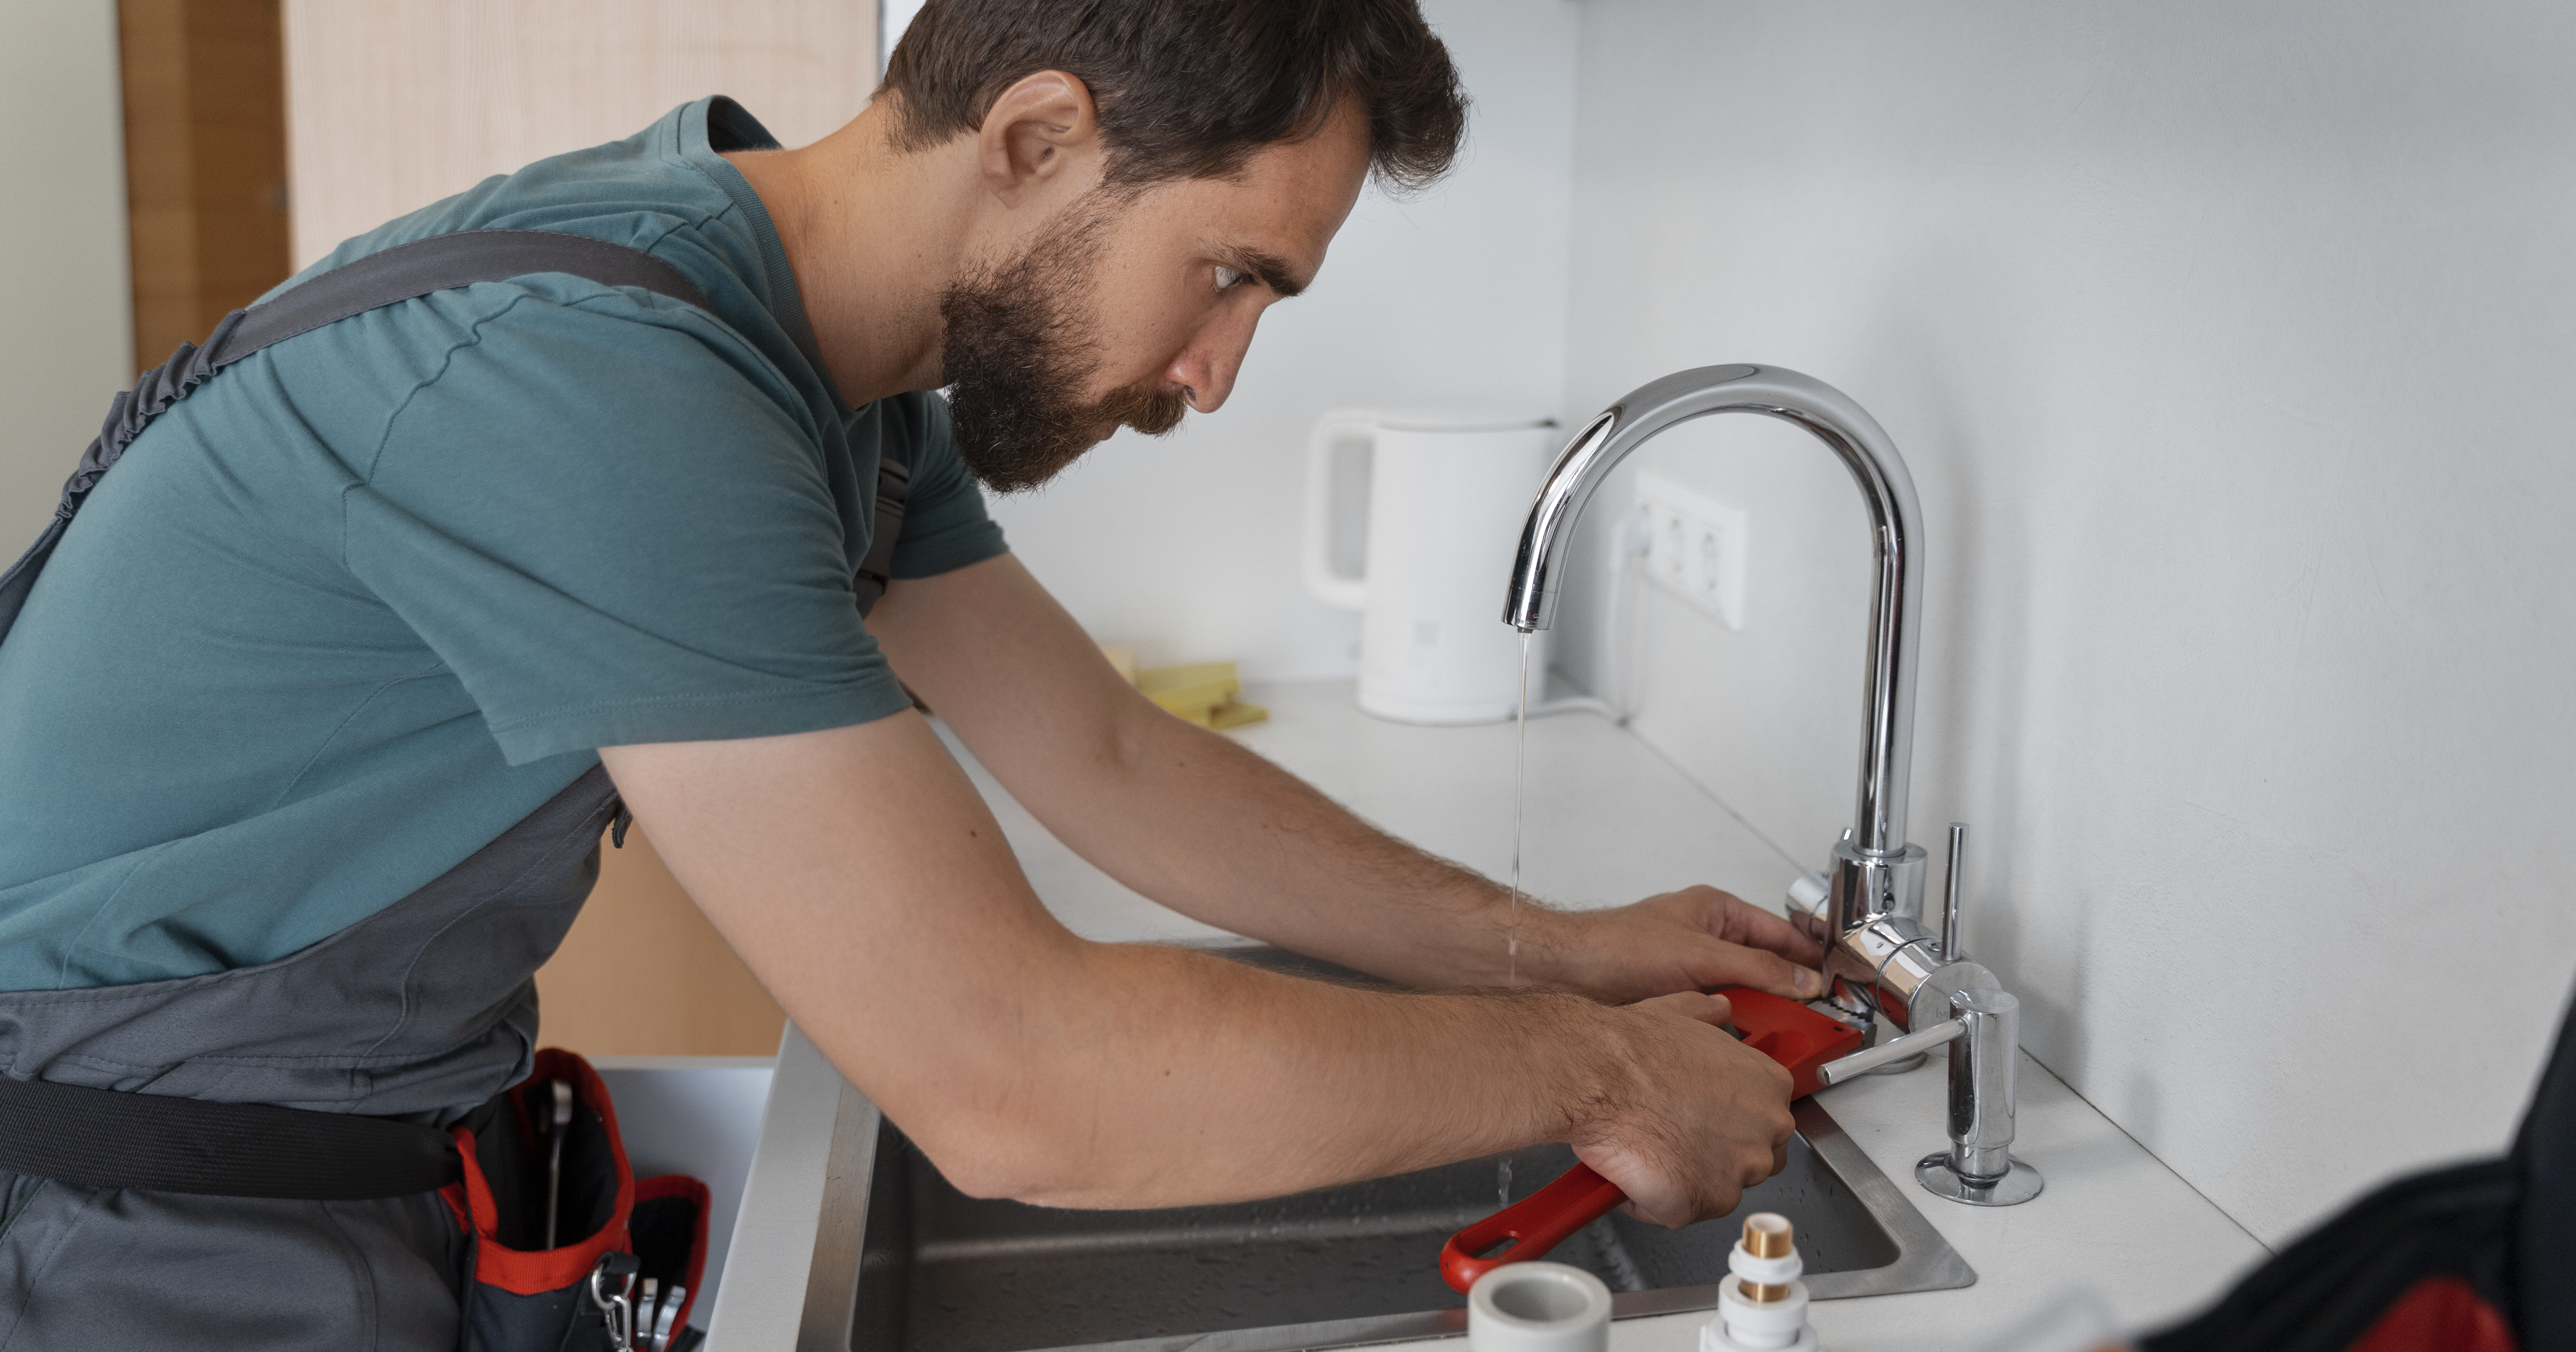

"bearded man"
[0,3,1826,1346]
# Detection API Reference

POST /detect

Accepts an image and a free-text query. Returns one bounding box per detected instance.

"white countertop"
[717,680,2270,1351]
[980,678,1812,948]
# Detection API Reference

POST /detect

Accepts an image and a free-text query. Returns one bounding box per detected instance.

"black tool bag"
[446,1049,709,1352]
[2140,981,2574,1352]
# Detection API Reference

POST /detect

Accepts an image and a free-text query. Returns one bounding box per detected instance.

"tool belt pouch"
[446,1049,709,1352]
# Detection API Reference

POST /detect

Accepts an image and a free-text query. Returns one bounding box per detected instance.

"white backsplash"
[1550,0,2576,1246]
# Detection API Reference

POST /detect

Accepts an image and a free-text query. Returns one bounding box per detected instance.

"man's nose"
[1167,308,1261,415]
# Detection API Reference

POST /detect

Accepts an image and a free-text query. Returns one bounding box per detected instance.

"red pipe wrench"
[1436,988,1864,1292]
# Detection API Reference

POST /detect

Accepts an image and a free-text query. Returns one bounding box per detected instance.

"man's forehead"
[1179,115,1371,286]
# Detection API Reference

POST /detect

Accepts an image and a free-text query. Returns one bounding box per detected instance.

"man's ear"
[975,70,1102,203]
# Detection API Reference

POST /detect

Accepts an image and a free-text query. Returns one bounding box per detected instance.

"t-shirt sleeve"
[341,287,916,765]
[879,391,1008,580]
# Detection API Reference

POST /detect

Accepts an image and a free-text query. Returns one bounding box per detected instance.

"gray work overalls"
[0,230,907,1351]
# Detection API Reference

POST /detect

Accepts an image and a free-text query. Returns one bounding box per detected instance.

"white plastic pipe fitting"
[1467,1261,1613,1352]
[1701,1214,1820,1352]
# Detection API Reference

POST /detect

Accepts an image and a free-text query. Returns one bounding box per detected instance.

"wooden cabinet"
[119,0,292,373]
[536,826,786,1057]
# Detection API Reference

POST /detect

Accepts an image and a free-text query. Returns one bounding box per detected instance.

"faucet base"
[1848,1050,1927,1078]
[1914,1152,2044,1207]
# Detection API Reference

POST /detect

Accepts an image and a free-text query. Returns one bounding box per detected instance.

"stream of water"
[1508,632,1531,988]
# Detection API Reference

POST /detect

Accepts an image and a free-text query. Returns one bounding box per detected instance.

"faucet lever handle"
[1939,822,1968,959]
[1815,1018,1964,1085]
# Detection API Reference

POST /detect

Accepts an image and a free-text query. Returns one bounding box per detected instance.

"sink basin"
[797,951,1973,1351]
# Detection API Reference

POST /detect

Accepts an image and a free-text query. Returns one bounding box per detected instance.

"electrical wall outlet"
[1634,470,1747,631]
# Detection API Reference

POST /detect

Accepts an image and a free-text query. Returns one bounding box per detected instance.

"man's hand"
[1575,992,1798,1226]
[1516,886,1832,1005]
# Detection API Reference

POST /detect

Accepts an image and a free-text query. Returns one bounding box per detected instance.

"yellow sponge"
[1137,661,1239,718]
[1117,656,1271,730]
[1206,699,1269,729]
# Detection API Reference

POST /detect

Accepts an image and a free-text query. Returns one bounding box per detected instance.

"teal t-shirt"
[0,97,1004,991]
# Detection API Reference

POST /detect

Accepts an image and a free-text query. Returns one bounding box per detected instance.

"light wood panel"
[281,1,876,1054]
[119,0,293,372]
[535,826,786,1057]
[282,0,878,266]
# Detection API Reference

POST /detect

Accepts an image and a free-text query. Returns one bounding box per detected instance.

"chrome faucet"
[1502,364,2041,1205]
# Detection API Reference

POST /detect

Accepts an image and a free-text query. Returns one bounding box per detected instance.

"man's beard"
[938,199,1190,494]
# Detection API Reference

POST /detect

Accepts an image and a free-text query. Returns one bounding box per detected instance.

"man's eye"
[1214,266,1246,291]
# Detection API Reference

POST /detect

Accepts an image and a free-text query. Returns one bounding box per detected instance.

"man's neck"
[725,103,966,408]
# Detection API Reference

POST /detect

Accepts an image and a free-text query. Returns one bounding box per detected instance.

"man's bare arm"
[864,552,1825,1000]
[600,717,1793,1220]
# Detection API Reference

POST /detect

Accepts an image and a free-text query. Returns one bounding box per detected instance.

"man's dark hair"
[878,0,1468,193]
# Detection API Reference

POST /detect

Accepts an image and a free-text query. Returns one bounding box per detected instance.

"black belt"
[0,1073,460,1200]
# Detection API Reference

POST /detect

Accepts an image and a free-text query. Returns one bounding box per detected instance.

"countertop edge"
[706,1023,843,1351]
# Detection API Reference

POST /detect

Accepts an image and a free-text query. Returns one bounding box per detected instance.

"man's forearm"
[867,554,1549,990]
[1059,704,1541,990]
[952,939,1621,1206]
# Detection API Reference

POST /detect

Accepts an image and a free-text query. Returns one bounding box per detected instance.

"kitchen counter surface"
[712,681,2268,1351]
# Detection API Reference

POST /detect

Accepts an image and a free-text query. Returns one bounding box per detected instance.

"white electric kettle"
[1302,408,1559,724]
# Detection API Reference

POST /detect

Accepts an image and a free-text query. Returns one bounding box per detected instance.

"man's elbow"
[906,1105,1104,1207]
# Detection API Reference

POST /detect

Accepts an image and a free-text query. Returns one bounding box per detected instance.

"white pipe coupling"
[1726,1243,1802,1287]
[1701,1213,1820,1352]
[1704,1277,1815,1352]
[1467,1261,1612,1352]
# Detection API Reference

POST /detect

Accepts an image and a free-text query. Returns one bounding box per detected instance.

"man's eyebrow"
[1223,247,1309,298]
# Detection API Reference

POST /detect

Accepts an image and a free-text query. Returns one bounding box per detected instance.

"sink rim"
[799,1090,1973,1352]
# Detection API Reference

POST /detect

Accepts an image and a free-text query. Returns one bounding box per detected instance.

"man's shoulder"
[279,102,770,331]
[236,108,829,457]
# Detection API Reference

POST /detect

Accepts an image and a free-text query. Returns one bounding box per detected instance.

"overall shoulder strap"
[852,450,911,619]
[0,229,712,641]
[209,229,709,366]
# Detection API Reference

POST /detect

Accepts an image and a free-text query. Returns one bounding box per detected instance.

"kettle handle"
[1302,410,1378,612]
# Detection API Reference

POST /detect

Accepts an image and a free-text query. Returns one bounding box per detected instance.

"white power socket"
[1634,470,1747,631]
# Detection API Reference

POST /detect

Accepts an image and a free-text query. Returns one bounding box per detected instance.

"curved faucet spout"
[1501,364,1925,859]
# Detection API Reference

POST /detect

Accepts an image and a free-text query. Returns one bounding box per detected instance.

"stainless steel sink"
[795,951,1972,1352]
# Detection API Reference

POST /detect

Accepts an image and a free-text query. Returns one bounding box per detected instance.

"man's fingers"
[1715,896,1830,965]
[1641,990,1735,1027]
[1688,942,1823,999]
[1617,1181,1737,1230]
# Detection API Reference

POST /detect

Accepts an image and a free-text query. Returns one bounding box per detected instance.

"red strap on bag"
[2348,1276,2518,1352]
[630,1173,712,1338]
[449,1048,637,1296]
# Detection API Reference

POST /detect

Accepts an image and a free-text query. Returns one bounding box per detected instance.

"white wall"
[1557,0,2576,1246]
[0,0,131,545]
[988,0,1583,679]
